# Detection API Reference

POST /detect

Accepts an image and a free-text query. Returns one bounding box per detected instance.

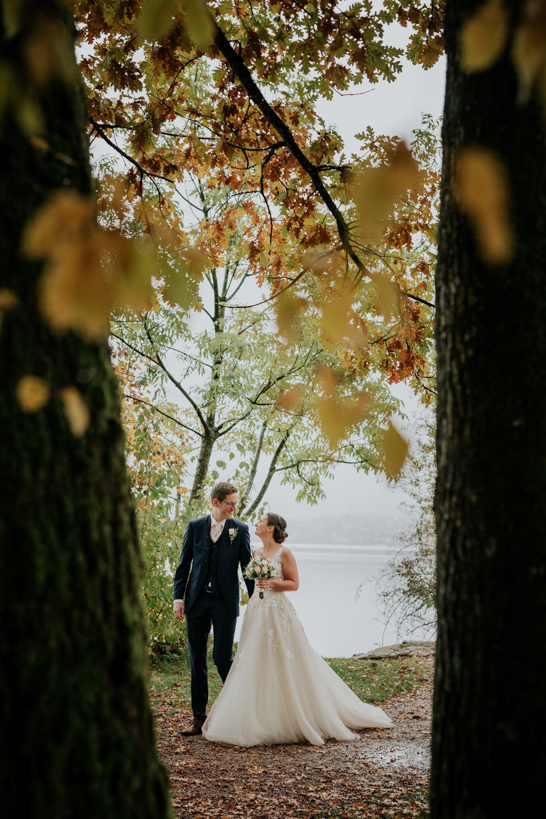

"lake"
[235,542,428,658]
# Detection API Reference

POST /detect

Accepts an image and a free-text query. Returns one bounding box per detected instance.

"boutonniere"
[228,527,238,542]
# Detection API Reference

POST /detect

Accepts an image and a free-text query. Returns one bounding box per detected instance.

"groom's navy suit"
[173,515,254,722]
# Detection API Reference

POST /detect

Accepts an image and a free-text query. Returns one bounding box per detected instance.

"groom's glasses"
[223,501,237,509]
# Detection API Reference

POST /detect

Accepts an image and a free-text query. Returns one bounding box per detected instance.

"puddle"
[361,742,430,772]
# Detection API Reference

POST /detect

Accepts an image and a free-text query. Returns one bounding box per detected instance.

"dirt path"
[155,658,433,818]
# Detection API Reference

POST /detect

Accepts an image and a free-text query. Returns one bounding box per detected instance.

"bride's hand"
[256,579,270,589]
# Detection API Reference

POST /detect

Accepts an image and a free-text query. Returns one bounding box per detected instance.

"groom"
[173,481,254,736]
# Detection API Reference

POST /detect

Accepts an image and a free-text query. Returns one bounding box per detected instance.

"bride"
[202,512,393,746]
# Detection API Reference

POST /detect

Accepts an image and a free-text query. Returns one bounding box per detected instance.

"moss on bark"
[0,4,171,817]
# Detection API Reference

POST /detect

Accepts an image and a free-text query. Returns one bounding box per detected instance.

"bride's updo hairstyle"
[267,513,288,544]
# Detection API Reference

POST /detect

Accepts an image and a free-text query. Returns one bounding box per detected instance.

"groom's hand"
[173,601,185,620]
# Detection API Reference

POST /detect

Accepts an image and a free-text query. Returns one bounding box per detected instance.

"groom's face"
[214,492,238,521]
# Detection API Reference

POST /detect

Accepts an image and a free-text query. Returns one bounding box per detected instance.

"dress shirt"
[210,514,226,543]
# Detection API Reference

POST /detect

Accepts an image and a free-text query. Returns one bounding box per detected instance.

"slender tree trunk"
[244,430,291,517]
[238,420,267,510]
[431,2,546,816]
[188,429,217,504]
[0,4,171,817]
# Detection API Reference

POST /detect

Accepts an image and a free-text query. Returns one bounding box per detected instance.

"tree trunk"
[188,429,217,505]
[244,430,291,517]
[0,4,171,817]
[431,2,546,816]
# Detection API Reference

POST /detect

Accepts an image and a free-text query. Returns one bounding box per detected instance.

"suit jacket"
[173,515,254,618]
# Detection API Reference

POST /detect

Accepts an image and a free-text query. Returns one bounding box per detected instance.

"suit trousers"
[185,589,236,722]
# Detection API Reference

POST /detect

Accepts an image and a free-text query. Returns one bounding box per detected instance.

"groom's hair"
[210,481,238,503]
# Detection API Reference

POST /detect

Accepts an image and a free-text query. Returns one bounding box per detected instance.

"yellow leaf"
[137,0,178,42]
[382,421,408,479]
[24,191,155,339]
[511,3,546,104]
[0,287,18,314]
[162,247,208,311]
[23,14,76,89]
[184,0,215,50]
[23,189,93,259]
[353,142,420,244]
[16,375,50,413]
[29,135,49,152]
[2,0,25,39]
[455,147,514,265]
[373,272,400,322]
[60,387,90,437]
[319,287,356,344]
[316,365,340,397]
[275,290,308,340]
[318,393,369,449]
[460,0,509,72]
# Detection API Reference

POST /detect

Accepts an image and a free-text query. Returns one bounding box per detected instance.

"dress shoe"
[180,718,204,736]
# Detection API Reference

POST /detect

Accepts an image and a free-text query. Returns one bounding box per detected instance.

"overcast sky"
[264,40,446,523]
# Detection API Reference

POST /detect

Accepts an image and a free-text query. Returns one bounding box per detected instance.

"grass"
[148,650,431,713]
[325,657,431,705]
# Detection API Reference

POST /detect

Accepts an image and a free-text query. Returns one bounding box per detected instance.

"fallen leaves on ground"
[152,658,433,818]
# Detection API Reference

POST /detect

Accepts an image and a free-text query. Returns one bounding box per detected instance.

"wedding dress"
[202,547,393,746]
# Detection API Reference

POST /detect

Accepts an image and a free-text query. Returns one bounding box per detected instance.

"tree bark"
[432,1,546,816]
[0,4,171,817]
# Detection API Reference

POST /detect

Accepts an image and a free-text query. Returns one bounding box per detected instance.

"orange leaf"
[277,386,304,411]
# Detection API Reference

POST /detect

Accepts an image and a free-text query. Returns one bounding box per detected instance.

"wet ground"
[158,658,434,817]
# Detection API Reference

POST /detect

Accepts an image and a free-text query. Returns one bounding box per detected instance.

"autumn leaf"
[319,287,356,344]
[16,375,50,413]
[382,420,409,478]
[60,387,90,436]
[512,1,546,105]
[318,393,369,449]
[162,247,208,311]
[455,147,514,265]
[316,365,340,397]
[353,142,420,243]
[277,385,304,411]
[0,288,18,329]
[373,272,400,322]
[137,0,179,42]
[274,289,308,340]
[23,190,155,338]
[459,0,509,73]
[184,0,215,50]
[23,12,76,89]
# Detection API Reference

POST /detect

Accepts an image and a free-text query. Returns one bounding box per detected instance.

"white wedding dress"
[202,547,393,746]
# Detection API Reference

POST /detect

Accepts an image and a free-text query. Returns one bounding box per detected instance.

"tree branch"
[243,428,292,517]
[211,18,369,279]
[122,392,201,437]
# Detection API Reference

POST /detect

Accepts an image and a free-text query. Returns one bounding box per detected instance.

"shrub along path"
[150,653,433,819]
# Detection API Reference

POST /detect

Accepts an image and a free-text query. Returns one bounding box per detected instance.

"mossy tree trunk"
[0,4,171,817]
[432,1,546,816]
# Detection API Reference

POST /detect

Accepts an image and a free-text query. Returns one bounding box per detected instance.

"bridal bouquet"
[244,555,275,599]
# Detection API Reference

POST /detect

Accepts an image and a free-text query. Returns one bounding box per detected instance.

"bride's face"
[254,515,271,537]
